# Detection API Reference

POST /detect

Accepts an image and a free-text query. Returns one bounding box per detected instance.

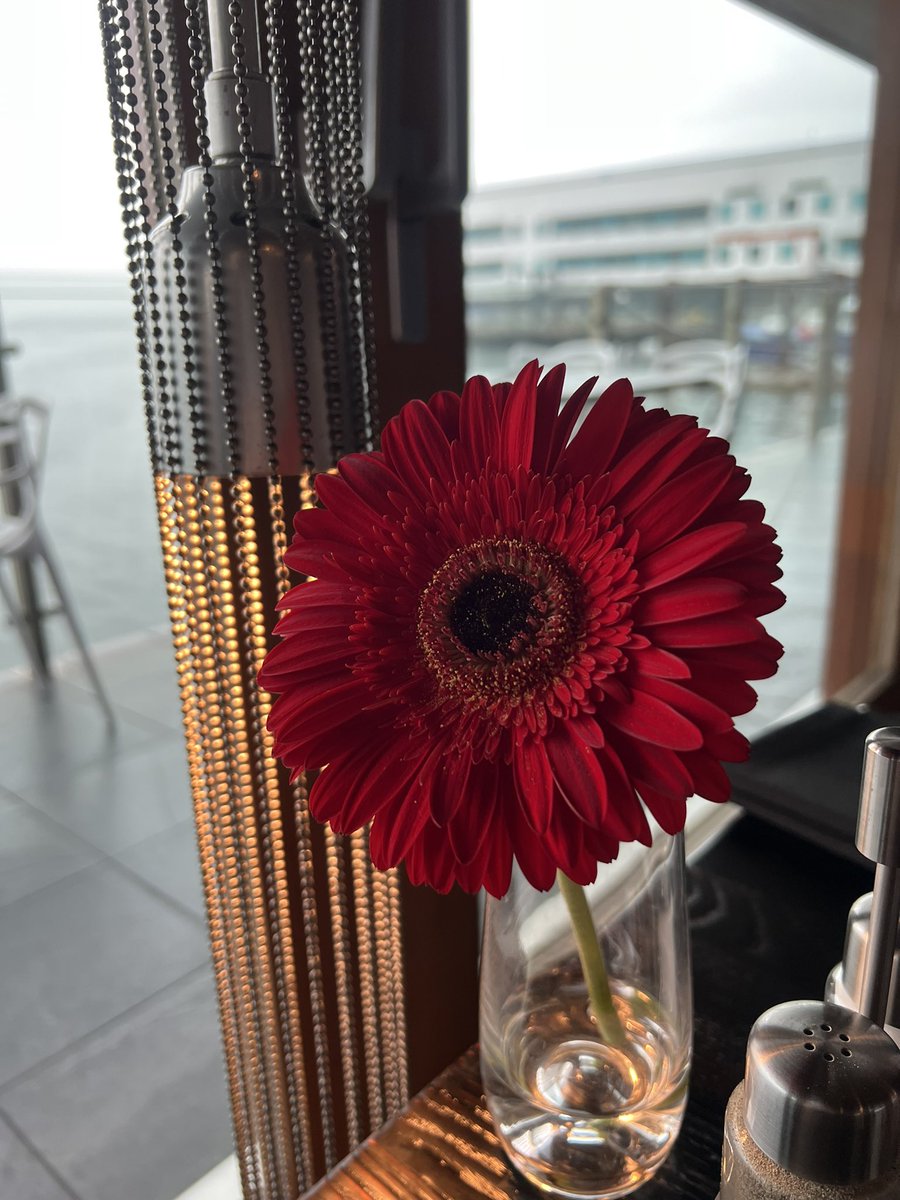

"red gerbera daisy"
[260,362,783,898]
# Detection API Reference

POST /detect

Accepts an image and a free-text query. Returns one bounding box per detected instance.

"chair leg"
[0,557,49,686]
[34,533,117,731]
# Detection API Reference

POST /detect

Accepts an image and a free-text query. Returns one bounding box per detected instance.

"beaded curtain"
[98,1,407,1194]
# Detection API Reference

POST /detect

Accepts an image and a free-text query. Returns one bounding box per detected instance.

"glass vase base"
[487,989,688,1199]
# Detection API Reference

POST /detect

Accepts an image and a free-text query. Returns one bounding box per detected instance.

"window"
[838,237,862,257]
[782,196,798,216]
[466,261,505,278]
[816,192,833,213]
[778,241,796,262]
[748,199,766,219]
[720,202,734,221]
[464,224,506,243]
[553,248,707,272]
[852,189,868,212]
[716,245,730,263]
[548,206,709,236]
[747,244,763,262]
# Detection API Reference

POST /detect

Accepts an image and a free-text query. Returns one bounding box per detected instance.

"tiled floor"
[0,632,232,1200]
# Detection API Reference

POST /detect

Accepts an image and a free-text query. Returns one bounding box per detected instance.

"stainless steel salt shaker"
[720,729,900,1197]
[720,1000,900,1197]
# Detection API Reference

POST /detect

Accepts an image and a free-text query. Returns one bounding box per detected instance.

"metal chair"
[0,395,115,727]
[632,339,749,439]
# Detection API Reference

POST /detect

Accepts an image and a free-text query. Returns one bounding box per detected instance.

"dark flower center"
[448,570,540,656]
[416,537,586,723]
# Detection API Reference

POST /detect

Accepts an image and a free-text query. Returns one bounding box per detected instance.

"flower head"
[260,363,783,897]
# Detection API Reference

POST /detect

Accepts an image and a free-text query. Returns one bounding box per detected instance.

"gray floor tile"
[0,806,100,908]
[60,631,183,732]
[21,736,193,855]
[0,1114,74,1200]
[0,970,231,1200]
[0,676,155,796]
[0,787,22,816]
[115,819,206,919]
[0,861,208,1086]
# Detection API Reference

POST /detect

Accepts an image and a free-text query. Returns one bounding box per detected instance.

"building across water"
[464,139,869,373]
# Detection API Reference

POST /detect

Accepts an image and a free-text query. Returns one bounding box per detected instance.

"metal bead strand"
[265,0,318,482]
[227,4,338,1185]
[332,0,378,451]
[97,1,160,473]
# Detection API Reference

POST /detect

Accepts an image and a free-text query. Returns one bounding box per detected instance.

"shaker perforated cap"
[744,999,900,1185]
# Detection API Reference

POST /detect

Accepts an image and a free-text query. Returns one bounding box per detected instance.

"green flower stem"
[557,870,629,1052]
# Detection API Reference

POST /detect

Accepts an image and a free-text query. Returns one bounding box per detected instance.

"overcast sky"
[0,0,877,272]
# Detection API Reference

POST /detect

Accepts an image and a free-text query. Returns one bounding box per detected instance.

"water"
[483,968,688,1198]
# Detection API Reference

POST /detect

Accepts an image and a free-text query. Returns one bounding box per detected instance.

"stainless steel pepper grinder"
[827,730,900,1044]
[719,729,900,1198]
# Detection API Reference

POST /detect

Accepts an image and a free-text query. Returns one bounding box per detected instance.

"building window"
[464,224,505,243]
[816,192,833,214]
[778,242,796,262]
[716,245,730,263]
[748,199,766,219]
[552,248,708,273]
[838,237,862,258]
[547,206,709,237]
[747,244,763,262]
[466,261,505,278]
[782,196,798,216]
[852,189,868,212]
[720,202,733,221]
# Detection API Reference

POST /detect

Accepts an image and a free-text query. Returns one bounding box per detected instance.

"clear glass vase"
[480,832,691,1199]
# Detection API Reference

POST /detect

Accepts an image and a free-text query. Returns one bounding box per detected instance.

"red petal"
[510,821,559,891]
[380,400,453,506]
[599,744,652,846]
[629,645,691,679]
[429,749,472,825]
[682,643,782,680]
[640,523,746,589]
[335,452,404,517]
[532,364,566,473]
[683,662,758,716]
[567,713,606,748]
[639,784,688,835]
[544,724,608,827]
[631,456,736,557]
[370,786,432,867]
[682,749,732,804]
[636,578,746,626]
[458,375,500,470]
[603,687,703,751]
[498,360,540,471]
[617,427,710,516]
[426,389,461,440]
[513,738,554,833]
[556,378,635,479]
[613,735,694,801]
[275,578,350,614]
[636,675,733,736]
[606,413,696,498]
[654,614,765,649]
[546,375,598,469]
[315,473,387,541]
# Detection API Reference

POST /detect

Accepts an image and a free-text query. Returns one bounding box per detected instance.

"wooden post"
[824,0,900,702]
